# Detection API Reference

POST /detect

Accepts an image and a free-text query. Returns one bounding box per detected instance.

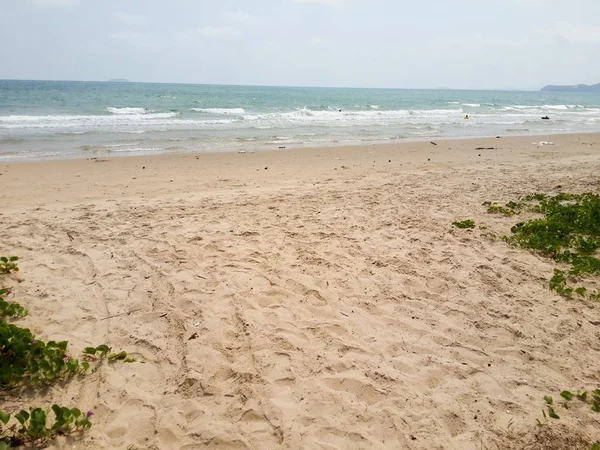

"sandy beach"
[2,133,600,449]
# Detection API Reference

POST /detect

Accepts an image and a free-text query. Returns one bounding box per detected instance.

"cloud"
[553,21,600,43]
[197,26,243,41]
[30,0,78,6]
[292,0,342,6]
[430,34,523,51]
[220,10,259,28]
[309,37,326,47]
[108,31,164,49]
[114,12,147,28]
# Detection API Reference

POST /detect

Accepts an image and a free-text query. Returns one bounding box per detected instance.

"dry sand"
[1,134,600,449]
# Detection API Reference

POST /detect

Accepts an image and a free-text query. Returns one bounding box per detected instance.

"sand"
[1,134,600,449]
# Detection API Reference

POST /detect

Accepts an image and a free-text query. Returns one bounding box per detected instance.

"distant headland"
[540,83,600,93]
[107,78,129,83]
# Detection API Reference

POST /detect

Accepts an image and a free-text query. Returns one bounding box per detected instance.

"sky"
[1,0,599,90]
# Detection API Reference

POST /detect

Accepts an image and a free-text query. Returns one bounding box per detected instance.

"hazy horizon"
[0,77,548,91]
[1,0,600,91]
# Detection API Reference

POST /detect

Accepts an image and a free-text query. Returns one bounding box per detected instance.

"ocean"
[1,79,600,160]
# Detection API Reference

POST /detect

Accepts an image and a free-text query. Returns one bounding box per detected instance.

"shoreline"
[3,133,599,212]
[2,130,599,165]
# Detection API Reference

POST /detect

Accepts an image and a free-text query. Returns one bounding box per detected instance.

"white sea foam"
[502,104,586,112]
[106,107,148,115]
[190,108,246,115]
[461,103,481,107]
[502,105,535,110]
[369,105,380,110]
[0,112,181,129]
[543,105,570,110]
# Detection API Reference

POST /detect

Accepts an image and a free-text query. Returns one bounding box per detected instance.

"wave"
[502,105,536,111]
[106,107,148,115]
[0,112,181,129]
[190,107,246,115]
[501,104,594,112]
[461,103,481,107]
[543,105,570,110]
[1,104,598,136]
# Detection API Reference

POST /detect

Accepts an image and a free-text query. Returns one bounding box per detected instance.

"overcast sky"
[1,0,599,90]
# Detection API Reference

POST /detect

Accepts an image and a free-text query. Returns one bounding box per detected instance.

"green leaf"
[591,442,600,450]
[95,344,111,354]
[575,287,587,296]
[52,404,62,420]
[81,362,90,372]
[14,410,29,425]
[0,442,10,450]
[108,351,128,361]
[543,395,553,405]
[83,347,97,355]
[9,256,18,261]
[592,400,600,413]
[0,410,10,425]
[452,220,476,229]
[30,408,47,426]
[0,257,8,263]
[560,390,574,401]
[60,407,73,424]
[577,391,588,401]
[547,406,560,419]
[71,408,82,419]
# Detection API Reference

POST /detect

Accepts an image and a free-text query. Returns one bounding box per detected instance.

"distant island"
[107,78,129,83]
[540,83,600,93]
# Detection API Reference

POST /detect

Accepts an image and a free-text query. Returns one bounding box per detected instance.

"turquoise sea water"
[1,80,600,160]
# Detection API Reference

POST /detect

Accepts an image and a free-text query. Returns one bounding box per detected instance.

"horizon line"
[0,78,541,92]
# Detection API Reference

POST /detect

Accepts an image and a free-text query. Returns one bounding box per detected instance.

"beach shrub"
[539,389,600,426]
[0,322,92,387]
[0,257,19,275]
[0,256,97,447]
[0,289,27,319]
[0,405,92,448]
[452,219,476,229]
[482,201,525,216]
[0,255,139,447]
[487,192,600,301]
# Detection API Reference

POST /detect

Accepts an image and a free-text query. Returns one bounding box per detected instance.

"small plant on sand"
[0,257,88,388]
[83,346,136,363]
[536,390,600,449]
[541,389,600,418]
[0,289,27,319]
[0,256,128,447]
[82,345,111,359]
[486,192,600,301]
[0,322,92,387]
[0,257,19,275]
[452,219,476,229]
[0,406,92,448]
[540,395,560,419]
[482,201,525,216]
